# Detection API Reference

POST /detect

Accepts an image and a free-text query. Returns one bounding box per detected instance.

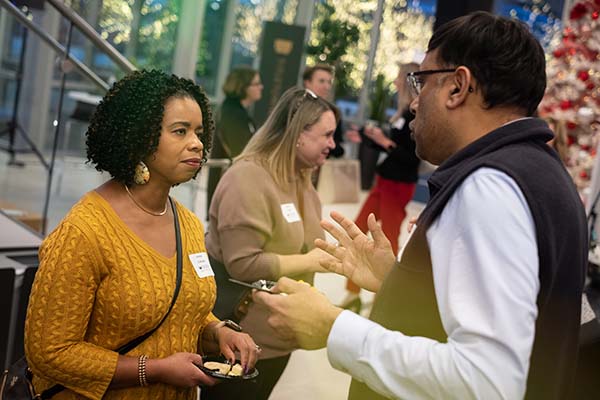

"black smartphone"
[228,278,276,293]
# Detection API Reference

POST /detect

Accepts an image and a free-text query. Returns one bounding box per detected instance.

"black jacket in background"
[209,97,255,160]
[206,97,255,215]
[376,109,420,183]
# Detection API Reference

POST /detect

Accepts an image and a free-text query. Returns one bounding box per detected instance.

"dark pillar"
[433,0,494,31]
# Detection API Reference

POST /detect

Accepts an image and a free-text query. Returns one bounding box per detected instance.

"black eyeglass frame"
[406,68,457,97]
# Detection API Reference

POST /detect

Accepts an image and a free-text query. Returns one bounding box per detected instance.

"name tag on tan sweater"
[281,203,301,223]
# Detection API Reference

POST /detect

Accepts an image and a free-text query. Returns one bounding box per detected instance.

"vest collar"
[427,118,553,198]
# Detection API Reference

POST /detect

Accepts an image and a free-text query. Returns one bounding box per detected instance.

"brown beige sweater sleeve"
[207,160,280,281]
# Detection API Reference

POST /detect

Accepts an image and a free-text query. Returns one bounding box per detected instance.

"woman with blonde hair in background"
[203,87,338,399]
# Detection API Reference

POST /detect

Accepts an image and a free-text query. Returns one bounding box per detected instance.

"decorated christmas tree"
[539,0,600,203]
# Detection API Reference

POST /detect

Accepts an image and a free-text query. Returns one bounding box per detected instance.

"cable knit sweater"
[25,191,218,400]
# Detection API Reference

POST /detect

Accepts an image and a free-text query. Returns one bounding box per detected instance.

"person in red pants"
[343,63,421,310]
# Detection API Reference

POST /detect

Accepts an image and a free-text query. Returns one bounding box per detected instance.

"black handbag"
[210,254,251,323]
[1,198,183,400]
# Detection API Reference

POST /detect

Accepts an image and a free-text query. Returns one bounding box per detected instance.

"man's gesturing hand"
[315,211,396,292]
[252,277,342,350]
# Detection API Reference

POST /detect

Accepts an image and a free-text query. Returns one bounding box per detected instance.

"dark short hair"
[222,66,258,99]
[428,11,546,116]
[86,69,214,185]
[302,64,334,82]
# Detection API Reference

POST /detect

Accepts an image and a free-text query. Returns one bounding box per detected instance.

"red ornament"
[561,100,573,110]
[567,121,578,130]
[553,49,565,58]
[593,11,600,19]
[578,70,590,81]
[570,3,588,20]
[580,170,589,179]
[588,82,596,90]
[567,135,576,145]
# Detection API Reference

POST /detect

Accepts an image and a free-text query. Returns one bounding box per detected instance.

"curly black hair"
[86,69,214,185]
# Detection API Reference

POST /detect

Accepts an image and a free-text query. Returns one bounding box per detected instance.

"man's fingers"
[252,278,304,307]
[320,219,353,248]
[274,276,310,294]
[315,238,345,259]
[367,213,389,246]
[314,238,337,254]
[332,211,366,240]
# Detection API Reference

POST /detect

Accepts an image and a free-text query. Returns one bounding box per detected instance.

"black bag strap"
[40,198,183,399]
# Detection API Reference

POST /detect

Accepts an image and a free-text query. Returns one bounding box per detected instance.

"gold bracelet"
[138,354,148,387]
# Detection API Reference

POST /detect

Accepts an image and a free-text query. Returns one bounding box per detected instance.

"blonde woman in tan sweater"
[204,87,339,399]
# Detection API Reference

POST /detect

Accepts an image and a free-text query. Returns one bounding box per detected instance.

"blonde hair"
[237,87,339,190]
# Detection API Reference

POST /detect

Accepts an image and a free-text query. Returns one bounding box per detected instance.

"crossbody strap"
[41,197,183,399]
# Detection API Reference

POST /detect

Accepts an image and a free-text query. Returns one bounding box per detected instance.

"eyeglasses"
[289,88,319,122]
[406,68,456,97]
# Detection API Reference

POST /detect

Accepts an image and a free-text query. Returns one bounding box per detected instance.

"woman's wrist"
[202,321,221,343]
[212,320,243,342]
[144,357,163,384]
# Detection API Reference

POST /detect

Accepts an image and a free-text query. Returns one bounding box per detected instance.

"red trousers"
[346,175,416,293]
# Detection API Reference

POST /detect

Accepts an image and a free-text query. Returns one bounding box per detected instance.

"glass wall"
[197,0,299,97]
[196,0,231,96]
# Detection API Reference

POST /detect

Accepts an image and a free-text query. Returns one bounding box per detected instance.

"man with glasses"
[255,11,587,400]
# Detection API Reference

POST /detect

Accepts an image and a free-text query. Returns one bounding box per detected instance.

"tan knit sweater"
[25,191,218,399]
[206,158,324,359]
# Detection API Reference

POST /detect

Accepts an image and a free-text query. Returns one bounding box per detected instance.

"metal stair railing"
[0,0,136,91]
[45,0,135,74]
[0,0,138,234]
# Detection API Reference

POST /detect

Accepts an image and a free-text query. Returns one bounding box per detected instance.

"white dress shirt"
[327,168,539,399]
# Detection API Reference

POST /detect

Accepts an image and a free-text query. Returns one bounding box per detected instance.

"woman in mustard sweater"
[24,70,259,400]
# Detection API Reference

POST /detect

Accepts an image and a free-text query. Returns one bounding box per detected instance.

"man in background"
[303,64,360,157]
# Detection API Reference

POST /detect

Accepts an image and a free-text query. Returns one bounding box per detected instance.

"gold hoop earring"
[134,161,150,185]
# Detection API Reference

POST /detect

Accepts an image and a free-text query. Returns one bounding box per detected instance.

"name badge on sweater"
[281,203,301,223]
[188,252,214,278]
